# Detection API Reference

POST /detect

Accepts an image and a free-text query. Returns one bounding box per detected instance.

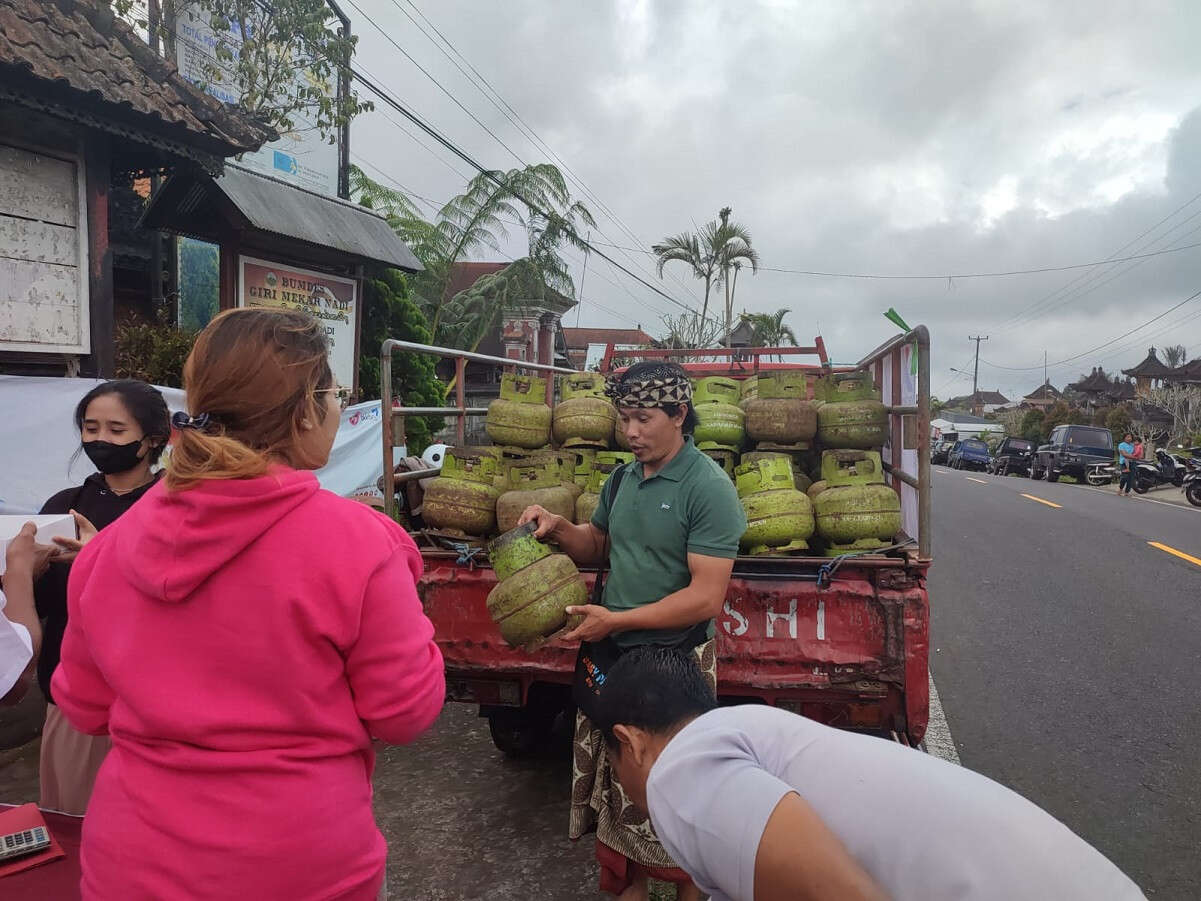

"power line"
[348,67,718,326]
[355,155,646,329]
[753,243,1201,280]
[342,0,529,168]
[590,236,1201,280]
[997,188,1201,330]
[997,205,1201,332]
[393,0,705,305]
[980,286,1201,371]
[353,0,703,307]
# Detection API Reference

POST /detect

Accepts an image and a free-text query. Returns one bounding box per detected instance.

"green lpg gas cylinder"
[496,458,575,533]
[486,373,552,449]
[421,446,503,536]
[692,377,745,453]
[552,373,616,449]
[734,456,815,552]
[486,523,587,648]
[814,371,887,450]
[746,373,817,446]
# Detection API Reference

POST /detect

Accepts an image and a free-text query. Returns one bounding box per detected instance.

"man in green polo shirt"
[519,360,745,901]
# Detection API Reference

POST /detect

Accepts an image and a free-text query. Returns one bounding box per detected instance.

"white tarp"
[0,376,390,513]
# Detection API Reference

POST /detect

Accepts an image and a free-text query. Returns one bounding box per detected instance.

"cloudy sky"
[344,0,1201,400]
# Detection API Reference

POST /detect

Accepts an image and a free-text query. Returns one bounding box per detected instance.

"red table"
[0,805,82,900]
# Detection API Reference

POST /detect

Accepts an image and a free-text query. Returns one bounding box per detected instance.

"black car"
[1030,425,1114,482]
[988,437,1035,476]
[931,438,956,465]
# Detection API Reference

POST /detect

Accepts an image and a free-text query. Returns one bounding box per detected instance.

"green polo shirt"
[592,436,746,649]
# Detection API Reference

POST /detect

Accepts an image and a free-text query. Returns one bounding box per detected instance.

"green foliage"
[178,237,220,333]
[653,206,759,332]
[738,308,797,354]
[358,269,444,454]
[1164,344,1187,368]
[115,311,195,388]
[1020,409,1046,444]
[1105,406,1133,435]
[1042,401,1079,434]
[111,0,369,137]
[350,163,594,351]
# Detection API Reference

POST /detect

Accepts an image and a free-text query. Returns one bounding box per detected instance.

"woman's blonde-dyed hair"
[167,308,333,491]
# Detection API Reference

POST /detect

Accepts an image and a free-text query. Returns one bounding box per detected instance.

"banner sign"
[238,256,357,389]
[174,7,339,196]
[0,378,388,512]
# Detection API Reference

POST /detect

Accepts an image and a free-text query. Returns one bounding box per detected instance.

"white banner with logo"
[0,377,390,513]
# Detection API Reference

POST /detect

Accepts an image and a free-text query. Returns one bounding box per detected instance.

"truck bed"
[418,551,929,744]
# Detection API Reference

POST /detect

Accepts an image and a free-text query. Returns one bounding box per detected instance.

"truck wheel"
[486,707,554,758]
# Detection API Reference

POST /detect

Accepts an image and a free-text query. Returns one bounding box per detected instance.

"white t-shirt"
[647,705,1146,901]
[0,588,34,698]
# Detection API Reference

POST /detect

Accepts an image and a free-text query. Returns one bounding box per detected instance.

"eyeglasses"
[318,386,352,411]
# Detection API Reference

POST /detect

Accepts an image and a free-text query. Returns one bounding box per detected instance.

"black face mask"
[82,439,145,475]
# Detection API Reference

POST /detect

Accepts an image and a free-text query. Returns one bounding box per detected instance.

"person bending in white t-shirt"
[592,647,1147,901]
[1,522,55,704]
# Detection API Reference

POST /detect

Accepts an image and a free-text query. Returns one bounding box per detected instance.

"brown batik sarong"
[568,639,717,873]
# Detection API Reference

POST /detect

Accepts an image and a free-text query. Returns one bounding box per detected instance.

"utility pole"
[968,335,989,398]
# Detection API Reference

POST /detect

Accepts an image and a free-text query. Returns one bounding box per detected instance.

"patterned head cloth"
[605,362,693,409]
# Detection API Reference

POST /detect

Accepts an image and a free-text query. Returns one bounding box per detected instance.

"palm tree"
[653,207,760,342]
[652,232,719,323]
[711,207,760,347]
[738,309,797,360]
[1164,344,1188,368]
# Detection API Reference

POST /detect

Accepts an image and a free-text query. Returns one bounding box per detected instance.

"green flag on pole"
[883,308,919,376]
[884,308,911,333]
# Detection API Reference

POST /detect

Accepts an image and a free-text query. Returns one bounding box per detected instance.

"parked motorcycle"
[1085,462,1117,486]
[1131,452,1176,494]
[1182,456,1201,507]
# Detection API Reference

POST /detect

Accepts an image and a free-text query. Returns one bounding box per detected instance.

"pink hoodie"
[52,468,445,900]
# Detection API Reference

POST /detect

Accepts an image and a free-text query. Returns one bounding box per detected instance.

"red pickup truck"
[380,328,932,755]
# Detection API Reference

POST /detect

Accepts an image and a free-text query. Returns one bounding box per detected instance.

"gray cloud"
[350,0,1201,398]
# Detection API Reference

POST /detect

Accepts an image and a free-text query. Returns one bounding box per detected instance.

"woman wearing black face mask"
[35,379,170,814]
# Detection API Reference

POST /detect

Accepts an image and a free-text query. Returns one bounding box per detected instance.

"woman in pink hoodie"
[52,309,445,900]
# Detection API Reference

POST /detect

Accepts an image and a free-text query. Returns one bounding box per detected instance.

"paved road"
[929,466,1201,899]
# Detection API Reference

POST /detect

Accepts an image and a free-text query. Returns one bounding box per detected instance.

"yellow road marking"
[1148,541,1201,567]
[965,477,988,484]
[1021,493,1062,509]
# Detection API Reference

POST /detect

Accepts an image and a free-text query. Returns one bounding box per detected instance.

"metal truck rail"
[380,328,933,753]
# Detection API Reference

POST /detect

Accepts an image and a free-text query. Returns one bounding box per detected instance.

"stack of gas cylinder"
[421,372,633,543]
[696,369,900,557]
[422,366,900,558]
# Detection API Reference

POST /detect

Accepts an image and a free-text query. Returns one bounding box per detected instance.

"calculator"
[0,825,50,861]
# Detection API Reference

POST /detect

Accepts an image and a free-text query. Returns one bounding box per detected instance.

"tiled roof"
[1070,368,1114,393]
[563,327,656,349]
[444,262,510,300]
[0,0,273,157]
[1165,359,1201,382]
[1122,348,1173,379]
[1022,382,1061,401]
[948,390,1009,407]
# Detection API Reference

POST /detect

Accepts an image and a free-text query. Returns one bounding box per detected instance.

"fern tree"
[350,163,594,350]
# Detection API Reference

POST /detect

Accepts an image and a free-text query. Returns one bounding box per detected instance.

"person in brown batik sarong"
[519,362,745,900]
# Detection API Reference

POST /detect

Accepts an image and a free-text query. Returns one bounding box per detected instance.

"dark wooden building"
[1122,348,1173,397]
[0,0,274,377]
